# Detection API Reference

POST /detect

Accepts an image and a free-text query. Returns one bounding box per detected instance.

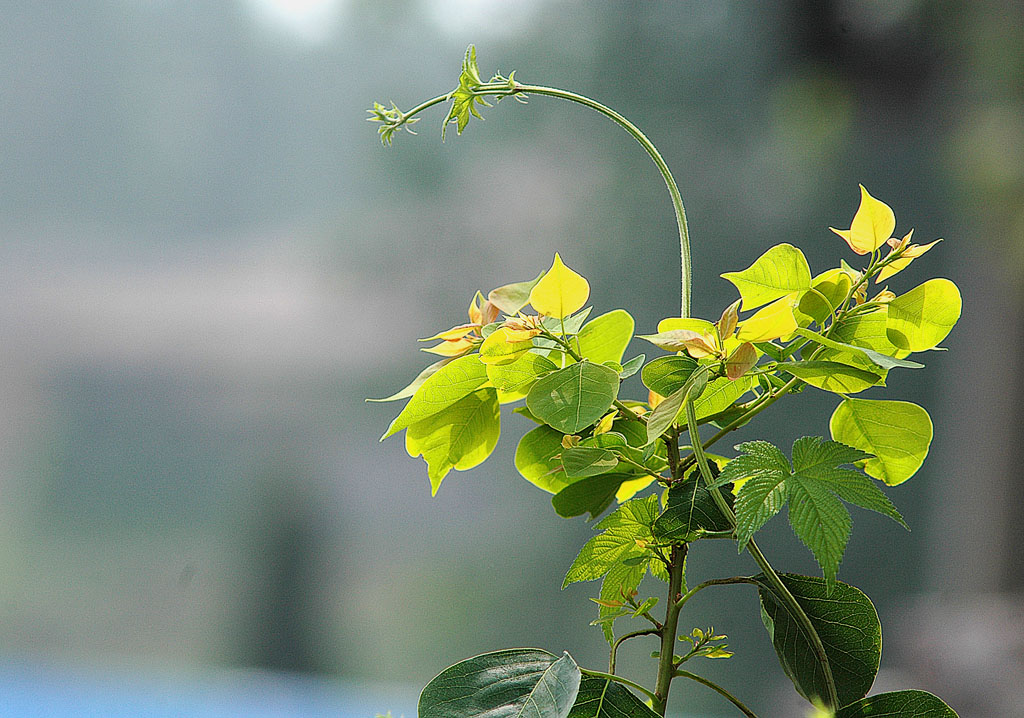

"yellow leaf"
[657,317,718,335]
[422,337,475,356]
[736,294,799,342]
[420,323,477,342]
[478,326,532,365]
[593,411,617,436]
[877,235,942,282]
[528,253,590,319]
[616,475,656,502]
[829,185,896,255]
[648,390,665,409]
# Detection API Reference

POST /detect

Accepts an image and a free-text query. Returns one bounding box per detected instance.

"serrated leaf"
[527,362,620,434]
[568,676,661,718]
[732,472,788,549]
[515,425,571,493]
[442,45,492,140]
[782,361,884,394]
[367,357,455,403]
[886,278,962,351]
[786,474,851,589]
[382,355,488,438]
[829,185,896,255]
[577,309,635,364]
[418,648,581,718]
[405,388,500,495]
[563,496,658,586]
[641,355,698,396]
[830,398,933,485]
[488,273,545,315]
[757,574,881,708]
[721,243,812,311]
[836,690,958,717]
[529,253,591,319]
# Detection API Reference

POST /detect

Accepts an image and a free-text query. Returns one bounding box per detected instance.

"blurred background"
[0,1,1022,716]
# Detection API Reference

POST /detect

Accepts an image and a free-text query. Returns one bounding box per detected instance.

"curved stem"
[683,397,840,711]
[609,628,660,674]
[652,544,686,715]
[675,576,759,611]
[579,668,658,703]
[674,670,759,718]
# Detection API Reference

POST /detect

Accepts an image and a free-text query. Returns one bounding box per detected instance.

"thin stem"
[579,669,658,703]
[609,628,659,674]
[683,398,840,711]
[652,543,686,715]
[674,670,759,718]
[675,576,759,611]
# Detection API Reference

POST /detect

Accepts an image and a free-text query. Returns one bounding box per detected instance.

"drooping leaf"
[441,45,492,139]
[786,474,851,588]
[757,574,881,708]
[641,355,698,396]
[568,676,660,718]
[783,361,884,394]
[721,243,812,311]
[577,310,635,365]
[405,388,500,495]
[552,473,629,519]
[419,648,581,718]
[637,329,718,357]
[383,355,489,439]
[725,341,758,379]
[836,690,959,717]
[829,185,896,255]
[796,268,853,326]
[487,353,558,394]
[618,354,645,379]
[367,357,454,403]
[479,326,534,365]
[656,317,718,335]
[885,278,962,352]
[830,398,933,485]
[516,425,571,493]
[488,272,545,315]
[876,237,943,283]
[526,361,620,434]
[794,328,923,371]
[736,293,800,342]
[529,253,591,319]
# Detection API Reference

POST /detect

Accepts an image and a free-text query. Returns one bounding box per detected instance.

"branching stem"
[674,670,760,718]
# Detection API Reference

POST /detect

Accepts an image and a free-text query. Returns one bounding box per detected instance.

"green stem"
[674,670,760,718]
[683,397,840,711]
[675,576,759,611]
[579,668,658,703]
[652,543,687,715]
[609,628,660,674]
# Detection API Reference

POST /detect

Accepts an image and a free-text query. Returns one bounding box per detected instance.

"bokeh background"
[1,1,1022,716]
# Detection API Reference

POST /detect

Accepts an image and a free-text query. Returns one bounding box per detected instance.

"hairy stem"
[674,670,760,718]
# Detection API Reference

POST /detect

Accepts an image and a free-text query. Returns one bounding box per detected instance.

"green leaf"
[830,398,933,485]
[829,307,898,355]
[487,353,558,393]
[786,474,851,588]
[526,362,620,434]
[563,496,659,587]
[515,425,571,493]
[692,376,754,419]
[552,474,629,519]
[442,45,491,140]
[577,310,635,365]
[886,278,962,352]
[796,268,853,325]
[836,690,959,717]
[794,328,923,371]
[367,357,455,403]
[619,354,645,379]
[488,272,545,315]
[418,648,581,718]
[382,355,488,439]
[479,327,534,366]
[757,574,881,708]
[568,676,660,718]
[783,360,884,394]
[653,467,734,541]
[541,307,593,335]
[405,389,500,495]
[721,243,812,310]
[562,447,619,478]
[641,355,698,397]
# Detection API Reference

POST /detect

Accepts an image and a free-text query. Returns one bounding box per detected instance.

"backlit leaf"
[794,328,923,371]
[637,330,718,357]
[562,447,619,478]
[721,243,812,311]
[757,574,881,707]
[783,361,884,394]
[405,388,500,495]
[367,357,454,403]
[419,648,581,718]
[487,353,558,393]
[656,317,718,335]
[829,185,896,255]
[886,278,962,352]
[641,355,698,396]
[577,310,635,364]
[725,342,758,379]
[830,398,933,485]
[796,268,853,325]
[552,474,629,519]
[692,376,753,420]
[441,45,492,139]
[736,293,800,342]
[479,326,533,365]
[515,425,571,493]
[488,272,545,315]
[529,253,591,319]
[526,361,620,434]
[383,355,488,438]
[877,236,943,283]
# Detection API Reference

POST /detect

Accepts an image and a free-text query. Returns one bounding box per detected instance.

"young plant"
[369,46,962,718]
